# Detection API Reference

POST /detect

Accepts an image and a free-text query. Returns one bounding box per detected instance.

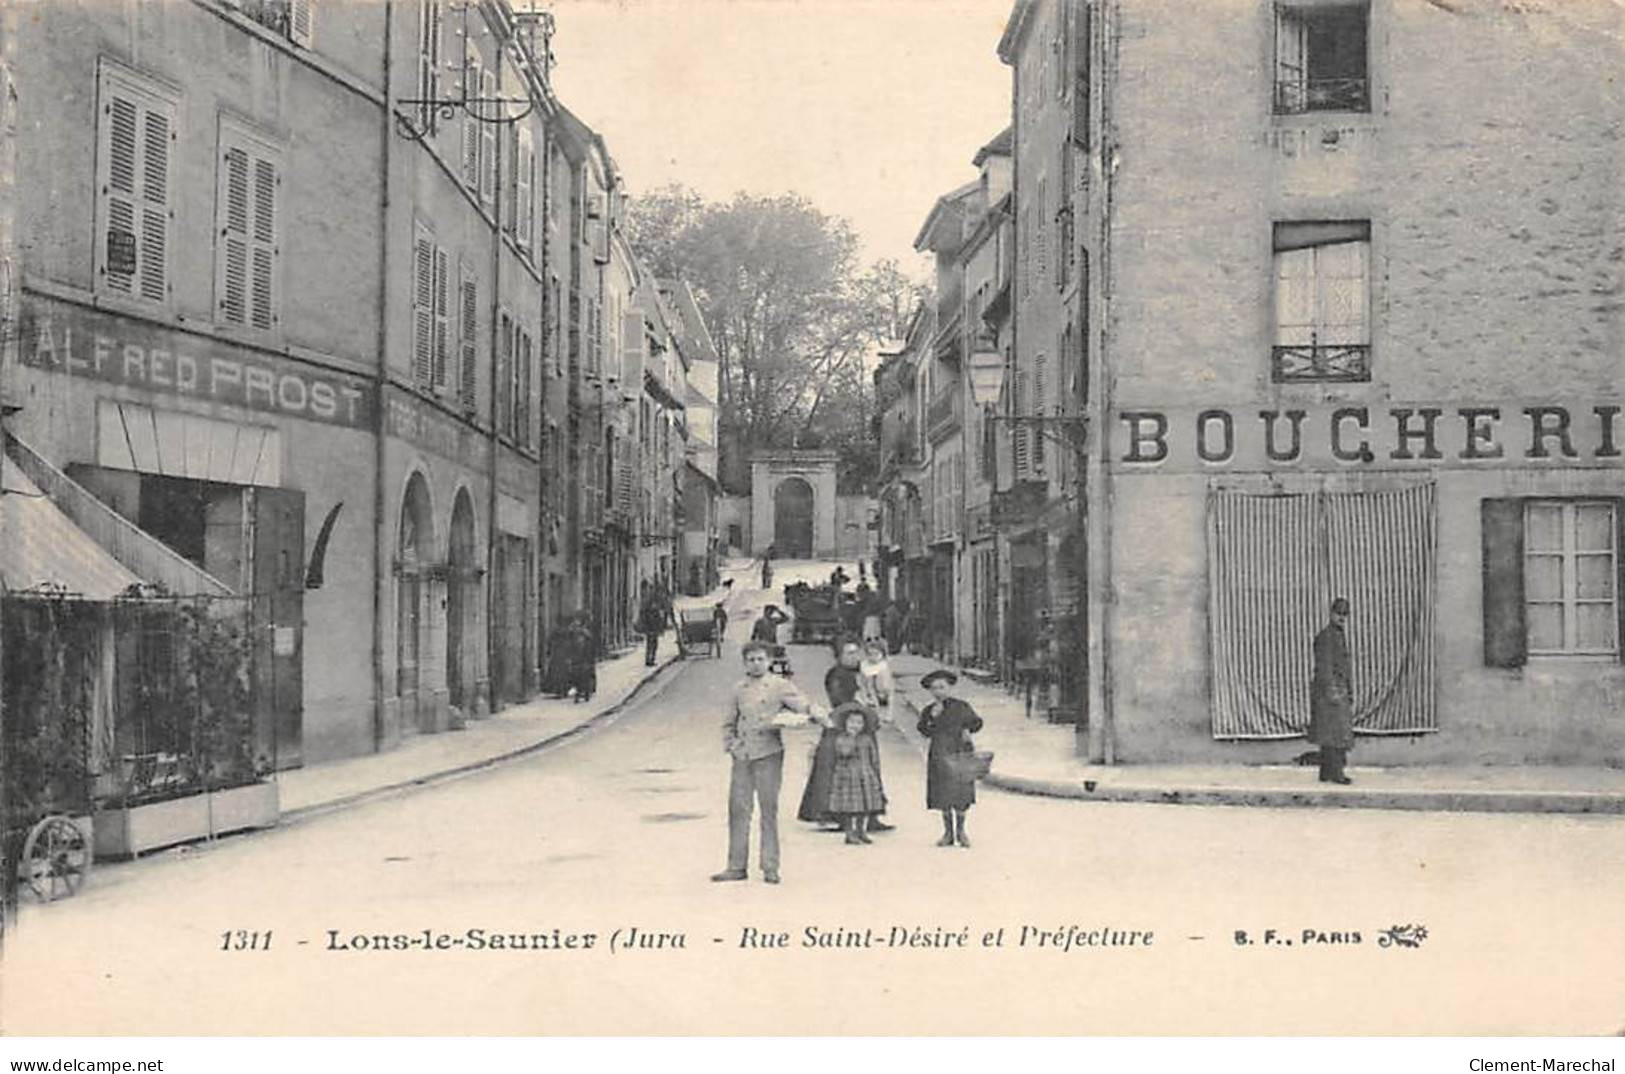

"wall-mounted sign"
[20,297,374,428]
[1113,401,1623,474]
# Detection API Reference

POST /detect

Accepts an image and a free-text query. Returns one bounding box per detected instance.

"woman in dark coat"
[797,637,887,829]
[916,669,983,848]
[559,613,597,703]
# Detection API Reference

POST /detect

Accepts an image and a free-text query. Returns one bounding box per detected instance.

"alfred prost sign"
[1111,402,1624,473]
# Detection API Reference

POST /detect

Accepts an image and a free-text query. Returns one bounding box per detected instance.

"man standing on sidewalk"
[712,641,828,885]
[638,582,667,667]
[1310,597,1355,785]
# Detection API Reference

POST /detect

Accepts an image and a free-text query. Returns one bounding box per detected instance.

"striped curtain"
[1208,484,1436,739]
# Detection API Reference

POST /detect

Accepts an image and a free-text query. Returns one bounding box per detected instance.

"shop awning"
[0,458,143,601]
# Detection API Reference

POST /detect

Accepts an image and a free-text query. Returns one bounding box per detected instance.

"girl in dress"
[916,669,984,848]
[857,639,899,726]
[827,703,886,845]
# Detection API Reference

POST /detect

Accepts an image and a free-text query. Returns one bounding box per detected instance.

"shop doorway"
[397,474,433,732]
[446,490,478,715]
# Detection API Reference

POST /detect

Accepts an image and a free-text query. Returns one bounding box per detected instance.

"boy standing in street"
[712,640,828,885]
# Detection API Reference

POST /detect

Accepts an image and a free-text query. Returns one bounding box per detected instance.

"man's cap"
[1331,597,1350,615]
[921,669,958,688]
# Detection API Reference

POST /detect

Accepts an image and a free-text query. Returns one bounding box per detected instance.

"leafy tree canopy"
[627,185,925,495]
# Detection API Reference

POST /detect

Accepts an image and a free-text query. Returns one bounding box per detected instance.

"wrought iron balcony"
[1274,77,1369,115]
[1271,343,1371,383]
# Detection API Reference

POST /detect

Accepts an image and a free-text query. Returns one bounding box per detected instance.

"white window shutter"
[100,94,140,296]
[517,126,534,250]
[412,225,433,388]
[461,58,482,189]
[249,154,278,329]
[432,245,449,388]
[480,70,497,208]
[138,106,172,303]
[289,0,314,47]
[1013,368,1030,478]
[459,261,478,411]
[1273,246,1315,346]
[216,145,249,323]
[1033,353,1048,471]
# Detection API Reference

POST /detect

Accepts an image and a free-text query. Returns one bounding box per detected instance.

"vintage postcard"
[0,0,1621,1040]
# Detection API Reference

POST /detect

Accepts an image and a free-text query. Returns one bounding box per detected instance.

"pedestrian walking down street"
[827,703,885,845]
[709,602,729,658]
[916,669,983,848]
[1310,596,1356,785]
[712,641,829,885]
[760,543,777,589]
[560,612,598,703]
[638,583,667,667]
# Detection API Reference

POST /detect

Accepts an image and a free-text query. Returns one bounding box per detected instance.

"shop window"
[95,62,176,306]
[1274,2,1369,115]
[1272,220,1370,383]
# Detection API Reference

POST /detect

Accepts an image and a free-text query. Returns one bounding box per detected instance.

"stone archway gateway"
[749,450,839,558]
[772,476,814,557]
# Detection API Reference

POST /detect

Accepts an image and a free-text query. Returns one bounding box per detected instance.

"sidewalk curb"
[983,770,1625,816]
[279,651,688,825]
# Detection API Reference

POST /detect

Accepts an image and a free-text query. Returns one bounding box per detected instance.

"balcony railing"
[1274,77,1369,115]
[926,388,962,442]
[1271,343,1371,383]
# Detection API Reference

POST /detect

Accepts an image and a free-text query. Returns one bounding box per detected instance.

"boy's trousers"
[727,751,784,873]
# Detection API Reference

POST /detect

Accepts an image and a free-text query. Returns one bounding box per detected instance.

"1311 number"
[220,929,273,951]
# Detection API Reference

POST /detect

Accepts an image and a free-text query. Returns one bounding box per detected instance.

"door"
[249,486,305,770]
[773,477,814,558]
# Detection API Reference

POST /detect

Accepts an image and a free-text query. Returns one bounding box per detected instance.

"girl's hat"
[920,669,958,688]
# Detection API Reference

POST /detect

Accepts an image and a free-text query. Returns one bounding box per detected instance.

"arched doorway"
[773,477,814,558]
[397,473,434,730]
[445,489,477,714]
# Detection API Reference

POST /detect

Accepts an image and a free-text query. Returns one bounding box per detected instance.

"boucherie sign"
[1113,402,1623,472]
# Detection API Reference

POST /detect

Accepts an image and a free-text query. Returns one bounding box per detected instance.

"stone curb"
[983,769,1625,816]
[280,650,688,825]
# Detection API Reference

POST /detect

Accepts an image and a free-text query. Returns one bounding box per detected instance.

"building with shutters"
[2,0,688,768]
[1041,0,1624,766]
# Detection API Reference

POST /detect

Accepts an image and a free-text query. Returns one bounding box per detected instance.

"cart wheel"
[20,815,92,902]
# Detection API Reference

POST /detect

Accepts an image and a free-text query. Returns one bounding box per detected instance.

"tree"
[627,185,924,494]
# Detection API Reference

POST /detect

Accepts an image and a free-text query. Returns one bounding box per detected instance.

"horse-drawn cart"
[676,606,720,657]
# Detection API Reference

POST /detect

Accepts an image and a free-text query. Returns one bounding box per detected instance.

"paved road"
[4,584,1623,1034]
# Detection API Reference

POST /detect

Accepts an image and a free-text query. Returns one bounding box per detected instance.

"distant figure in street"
[638,584,667,667]
[712,640,829,885]
[557,612,597,703]
[916,669,984,848]
[881,599,906,655]
[828,703,886,845]
[1310,597,1355,785]
[709,602,729,658]
[760,544,777,589]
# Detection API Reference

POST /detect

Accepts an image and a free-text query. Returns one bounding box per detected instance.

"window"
[1072,3,1092,145]
[1274,2,1369,115]
[1032,352,1047,473]
[95,63,176,305]
[1272,220,1370,382]
[417,0,444,135]
[461,55,483,190]
[1034,177,1047,284]
[1525,501,1618,657]
[288,0,314,47]
[214,121,281,331]
[512,325,533,448]
[496,311,513,433]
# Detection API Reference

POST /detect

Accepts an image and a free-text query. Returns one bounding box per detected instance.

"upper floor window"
[1272,220,1370,383]
[1274,2,1369,115]
[214,120,282,332]
[417,0,444,136]
[95,62,176,306]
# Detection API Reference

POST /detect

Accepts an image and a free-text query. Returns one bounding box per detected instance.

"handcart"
[676,606,720,658]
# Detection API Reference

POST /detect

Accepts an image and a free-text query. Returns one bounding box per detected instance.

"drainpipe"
[485,49,504,715]
[1088,0,1119,765]
[370,0,394,753]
